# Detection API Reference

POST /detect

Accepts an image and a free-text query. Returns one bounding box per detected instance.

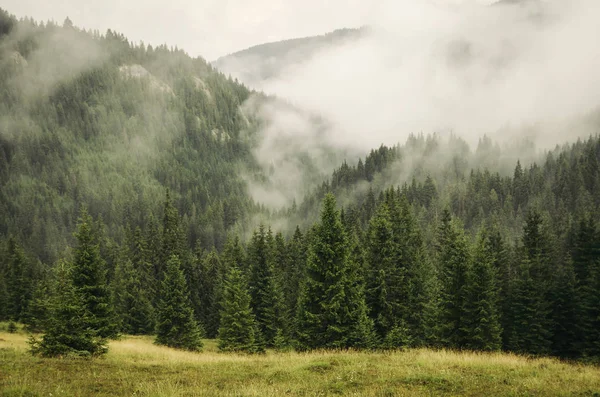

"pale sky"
[2,0,494,60]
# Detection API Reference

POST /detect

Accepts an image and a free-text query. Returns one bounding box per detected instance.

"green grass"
[1,329,599,396]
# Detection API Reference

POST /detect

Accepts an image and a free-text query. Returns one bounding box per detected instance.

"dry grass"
[1,329,599,396]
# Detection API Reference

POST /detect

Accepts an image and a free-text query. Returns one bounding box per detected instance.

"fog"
[4,0,600,211]
[234,0,600,152]
[220,0,600,209]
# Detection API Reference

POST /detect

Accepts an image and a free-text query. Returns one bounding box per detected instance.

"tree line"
[3,184,598,359]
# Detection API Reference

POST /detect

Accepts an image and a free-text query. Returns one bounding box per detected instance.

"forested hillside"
[1,7,599,362]
[0,8,268,265]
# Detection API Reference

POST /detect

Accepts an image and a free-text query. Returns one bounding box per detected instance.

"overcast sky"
[3,0,494,60]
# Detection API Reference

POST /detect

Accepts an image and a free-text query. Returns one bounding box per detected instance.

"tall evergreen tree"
[462,231,502,351]
[30,261,107,358]
[436,210,470,349]
[196,248,222,338]
[571,217,600,357]
[507,210,553,355]
[247,225,283,347]
[486,226,513,350]
[296,193,373,350]
[71,208,118,339]
[155,255,203,351]
[161,189,183,270]
[112,259,155,335]
[4,237,33,321]
[365,202,406,344]
[548,255,578,358]
[23,271,51,333]
[218,265,262,353]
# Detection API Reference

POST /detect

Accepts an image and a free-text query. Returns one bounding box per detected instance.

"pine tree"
[155,255,203,351]
[392,193,434,347]
[30,261,107,358]
[218,266,262,353]
[365,202,403,343]
[247,225,283,347]
[548,255,578,358]
[197,249,222,338]
[112,259,155,335]
[5,237,33,321]
[0,270,8,321]
[71,208,118,339]
[282,227,306,325]
[507,210,553,355]
[436,210,470,349]
[486,226,512,350]
[461,231,502,351]
[571,217,600,357]
[23,273,51,333]
[161,189,183,270]
[296,193,373,350]
[507,258,552,355]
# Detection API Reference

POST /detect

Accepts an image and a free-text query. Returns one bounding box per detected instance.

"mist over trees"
[0,9,599,360]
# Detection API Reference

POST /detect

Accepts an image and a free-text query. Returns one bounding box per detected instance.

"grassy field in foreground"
[1,331,599,396]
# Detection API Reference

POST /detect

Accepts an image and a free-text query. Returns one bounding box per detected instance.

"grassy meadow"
[1,326,599,396]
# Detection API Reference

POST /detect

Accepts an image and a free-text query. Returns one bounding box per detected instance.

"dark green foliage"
[461,231,502,351]
[72,209,118,339]
[486,227,512,350]
[571,218,600,357]
[218,265,262,353]
[112,259,155,335]
[507,210,553,355]
[283,227,306,323]
[507,258,552,355]
[548,255,578,358]
[365,203,402,341]
[155,255,203,351]
[195,249,222,338]
[247,225,284,347]
[1,12,600,361]
[4,238,34,321]
[29,262,107,358]
[22,275,51,333]
[436,210,471,349]
[296,193,374,350]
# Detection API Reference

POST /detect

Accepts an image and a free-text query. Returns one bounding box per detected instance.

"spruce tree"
[161,189,183,271]
[296,193,373,350]
[71,208,118,339]
[197,249,222,338]
[30,261,107,358]
[548,255,578,358]
[436,210,470,349]
[23,274,51,333]
[461,231,502,351]
[365,202,403,343]
[0,270,8,321]
[282,227,306,325]
[486,226,512,350]
[392,192,435,347]
[155,255,203,351]
[571,217,600,357]
[112,259,155,335]
[247,225,283,347]
[218,265,262,353]
[5,237,33,321]
[508,210,553,355]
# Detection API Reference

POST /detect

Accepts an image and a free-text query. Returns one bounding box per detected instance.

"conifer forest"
[0,2,599,376]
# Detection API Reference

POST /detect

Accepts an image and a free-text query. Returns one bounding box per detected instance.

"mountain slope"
[213,27,367,88]
[0,9,264,262]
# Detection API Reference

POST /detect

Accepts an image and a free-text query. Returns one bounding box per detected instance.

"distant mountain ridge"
[213,27,368,88]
